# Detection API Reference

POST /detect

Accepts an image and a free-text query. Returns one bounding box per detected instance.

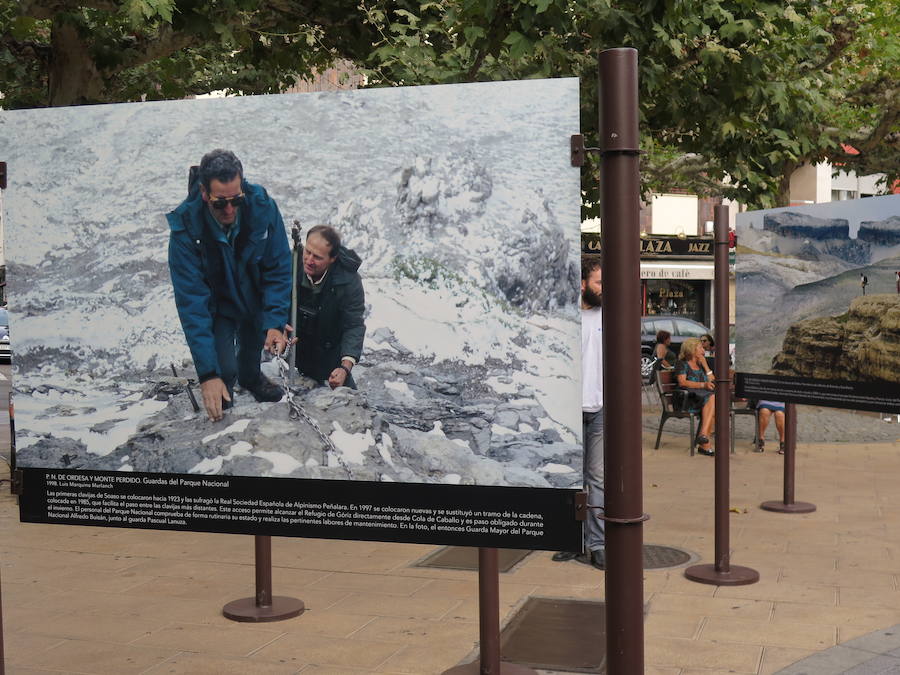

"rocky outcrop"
[16,437,94,469]
[331,153,578,313]
[14,355,582,489]
[762,212,871,265]
[763,212,850,240]
[821,239,872,266]
[858,216,900,246]
[771,294,900,382]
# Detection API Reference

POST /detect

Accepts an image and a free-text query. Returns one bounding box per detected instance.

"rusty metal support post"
[443,548,536,675]
[783,404,798,505]
[223,535,305,622]
[478,548,501,674]
[254,534,273,606]
[761,404,816,513]
[598,47,645,674]
[6,394,15,495]
[1,565,5,675]
[684,206,759,587]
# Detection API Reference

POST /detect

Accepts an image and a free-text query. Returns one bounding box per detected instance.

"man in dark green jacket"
[293,225,365,389]
[168,149,291,421]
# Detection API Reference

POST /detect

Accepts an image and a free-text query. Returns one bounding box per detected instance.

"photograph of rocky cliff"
[770,295,900,383]
[0,79,583,488]
[736,195,900,391]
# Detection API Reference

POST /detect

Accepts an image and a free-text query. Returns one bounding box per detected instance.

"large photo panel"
[735,194,900,413]
[1,79,584,549]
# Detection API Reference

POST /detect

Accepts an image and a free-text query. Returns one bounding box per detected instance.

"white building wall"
[650,194,699,235]
[832,169,885,198]
[788,162,831,203]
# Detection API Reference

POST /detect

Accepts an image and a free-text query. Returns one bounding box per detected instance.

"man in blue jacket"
[168,149,291,421]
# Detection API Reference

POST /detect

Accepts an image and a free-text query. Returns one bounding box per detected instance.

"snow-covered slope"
[1,79,584,486]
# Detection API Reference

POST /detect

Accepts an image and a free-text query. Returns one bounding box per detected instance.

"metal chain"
[274,349,355,479]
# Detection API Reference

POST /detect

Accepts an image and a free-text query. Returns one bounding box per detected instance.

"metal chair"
[642,357,660,406]
[729,400,758,454]
[653,369,700,455]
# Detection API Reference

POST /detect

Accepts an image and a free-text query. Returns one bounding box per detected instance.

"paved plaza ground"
[2,402,900,674]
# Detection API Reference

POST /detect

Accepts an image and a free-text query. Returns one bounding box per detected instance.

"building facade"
[582,232,715,329]
[582,162,897,334]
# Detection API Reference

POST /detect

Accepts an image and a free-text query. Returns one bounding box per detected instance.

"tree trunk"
[775,160,799,207]
[49,19,106,106]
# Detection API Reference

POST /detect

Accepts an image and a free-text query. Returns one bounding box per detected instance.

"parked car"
[0,307,10,363]
[641,315,710,382]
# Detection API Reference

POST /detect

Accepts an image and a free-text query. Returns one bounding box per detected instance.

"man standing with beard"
[553,258,605,569]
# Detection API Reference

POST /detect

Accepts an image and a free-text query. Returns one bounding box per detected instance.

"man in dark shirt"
[292,225,365,389]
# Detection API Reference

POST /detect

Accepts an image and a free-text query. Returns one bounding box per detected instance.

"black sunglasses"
[209,194,245,210]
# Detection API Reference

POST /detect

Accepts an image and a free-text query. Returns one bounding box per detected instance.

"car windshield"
[644,318,674,336]
[0,308,8,325]
[674,319,707,338]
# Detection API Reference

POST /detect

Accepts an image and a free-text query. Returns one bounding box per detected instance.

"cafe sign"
[581,233,714,258]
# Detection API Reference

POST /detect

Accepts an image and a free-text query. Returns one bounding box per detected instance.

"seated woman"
[756,400,785,454]
[654,330,677,370]
[699,333,716,372]
[676,337,716,456]
[700,331,736,380]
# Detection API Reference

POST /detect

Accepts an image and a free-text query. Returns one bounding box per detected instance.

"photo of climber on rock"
[6,79,584,485]
[168,149,292,422]
[288,225,365,391]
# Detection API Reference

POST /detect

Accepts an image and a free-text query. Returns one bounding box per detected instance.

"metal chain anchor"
[274,348,355,479]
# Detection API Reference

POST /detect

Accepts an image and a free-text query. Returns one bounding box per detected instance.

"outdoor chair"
[653,369,700,455]
[729,399,758,454]
[641,357,660,406]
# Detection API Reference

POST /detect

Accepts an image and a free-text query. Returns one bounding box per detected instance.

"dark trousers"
[213,314,264,397]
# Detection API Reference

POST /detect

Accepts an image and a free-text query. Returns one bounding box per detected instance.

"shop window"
[644,280,705,325]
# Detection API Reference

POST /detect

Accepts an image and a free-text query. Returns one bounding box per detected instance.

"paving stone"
[132,622,285,656]
[250,633,405,669]
[760,646,818,675]
[23,640,178,674]
[142,652,299,674]
[842,654,900,674]
[774,645,882,674]
[842,624,900,655]
[700,616,836,651]
[5,428,900,674]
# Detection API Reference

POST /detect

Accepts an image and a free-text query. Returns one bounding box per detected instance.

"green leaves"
[123,0,175,27]
[463,26,485,42]
[10,14,39,40]
[1,0,896,207]
[503,31,532,60]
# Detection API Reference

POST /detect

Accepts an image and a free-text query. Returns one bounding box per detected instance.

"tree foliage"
[2,0,897,208]
[357,0,899,208]
[0,0,380,106]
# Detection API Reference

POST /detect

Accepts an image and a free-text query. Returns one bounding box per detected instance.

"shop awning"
[640,262,714,280]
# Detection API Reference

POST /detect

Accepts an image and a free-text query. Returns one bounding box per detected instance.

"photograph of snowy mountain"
[1,79,583,487]
[735,194,900,410]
